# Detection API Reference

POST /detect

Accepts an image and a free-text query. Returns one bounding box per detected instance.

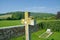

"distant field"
[10,30,60,40]
[0,14,12,19]
[0,20,45,27]
[0,20,21,27]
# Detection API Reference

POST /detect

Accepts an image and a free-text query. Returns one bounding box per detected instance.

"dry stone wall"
[0,24,39,40]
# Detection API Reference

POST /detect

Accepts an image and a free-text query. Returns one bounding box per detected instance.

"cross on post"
[21,11,32,40]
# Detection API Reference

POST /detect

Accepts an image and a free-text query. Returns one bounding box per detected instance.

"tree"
[7,17,11,20]
[56,11,60,19]
[12,12,24,20]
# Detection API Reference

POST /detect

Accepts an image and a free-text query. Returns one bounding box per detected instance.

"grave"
[46,29,51,33]
[39,29,53,38]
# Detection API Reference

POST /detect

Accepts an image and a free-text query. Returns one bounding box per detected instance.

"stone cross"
[21,11,32,40]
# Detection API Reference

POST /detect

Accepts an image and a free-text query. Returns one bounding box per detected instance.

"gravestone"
[46,29,51,33]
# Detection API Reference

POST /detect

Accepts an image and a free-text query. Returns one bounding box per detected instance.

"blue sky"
[0,0,60,14]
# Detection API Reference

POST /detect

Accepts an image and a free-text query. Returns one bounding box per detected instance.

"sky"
[0,0,60,14]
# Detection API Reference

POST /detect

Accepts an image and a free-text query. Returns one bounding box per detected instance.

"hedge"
[39,20,60,32]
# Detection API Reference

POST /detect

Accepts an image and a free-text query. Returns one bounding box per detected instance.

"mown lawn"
[0,20,21,27]
[10,30,60,40]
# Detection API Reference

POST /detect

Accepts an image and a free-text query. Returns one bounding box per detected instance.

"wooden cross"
[21,11,32,40]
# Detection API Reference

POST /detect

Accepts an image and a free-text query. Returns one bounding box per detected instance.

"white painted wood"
[30,20,34,25]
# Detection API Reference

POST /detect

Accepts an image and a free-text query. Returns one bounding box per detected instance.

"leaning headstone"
[46,29,51,33]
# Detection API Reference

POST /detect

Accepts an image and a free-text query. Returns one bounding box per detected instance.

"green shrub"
[39,20,60,32]
[11,12,24,20]
[51,38,54,40]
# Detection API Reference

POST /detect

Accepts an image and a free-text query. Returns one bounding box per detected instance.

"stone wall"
[0,24,39,40]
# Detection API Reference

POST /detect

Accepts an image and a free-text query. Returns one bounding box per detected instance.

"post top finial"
[25,11,28,13]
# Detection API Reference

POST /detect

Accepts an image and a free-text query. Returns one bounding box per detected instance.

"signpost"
[21,11,34,40]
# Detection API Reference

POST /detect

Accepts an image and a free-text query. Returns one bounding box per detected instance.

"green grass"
[10,30,60,40]
[31,30,45,40]
[37,20,60,23]
[10,30,45,40]
[0,20,60,27]
[48,32,60,40]
[40,32,50,38]
[0,20,22,27]
[0,19,40,27]
[10,36,25,40]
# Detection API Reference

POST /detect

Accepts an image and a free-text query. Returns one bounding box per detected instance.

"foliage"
[0,11,24,20]
[56,11,60,19]
[39,20,60,32]
[0,14,12,20]
[0,11,56,20]
[12,12,24,20]
[51,38,54,40]
[30,12,56,20]
[7,17,12,20]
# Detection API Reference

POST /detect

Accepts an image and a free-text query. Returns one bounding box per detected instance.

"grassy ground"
[48,32,60,40]
[0,20,60,27]
[0,19,39,27]
[10,30,45,40]
[0,20,21,27]
[10,30,60,40]
[37,20,60,23]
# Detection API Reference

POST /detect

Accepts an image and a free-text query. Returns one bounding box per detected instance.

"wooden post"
[25,12,30,40]
[21,11,31,40]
